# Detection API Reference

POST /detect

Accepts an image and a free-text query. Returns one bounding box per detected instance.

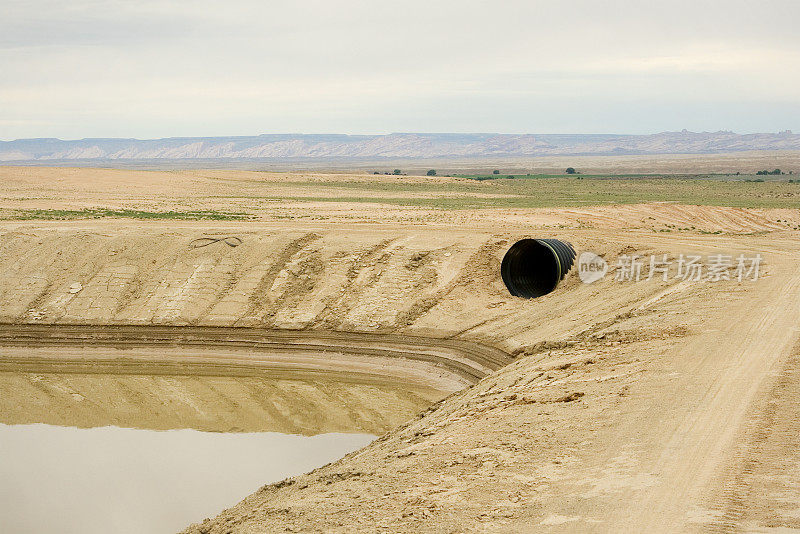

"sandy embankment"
[0,222,525,435]
[0,325,507,390]
[170,221,800,533]
[0,223,517,432]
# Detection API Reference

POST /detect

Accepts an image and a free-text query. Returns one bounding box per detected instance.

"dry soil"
[0,166,798,533]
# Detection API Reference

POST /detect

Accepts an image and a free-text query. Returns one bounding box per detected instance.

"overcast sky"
[2,0,799,140]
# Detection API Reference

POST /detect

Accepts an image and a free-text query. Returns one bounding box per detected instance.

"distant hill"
[2,131,799,162]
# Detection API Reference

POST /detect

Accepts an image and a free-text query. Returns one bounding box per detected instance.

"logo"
[578,252,608,284]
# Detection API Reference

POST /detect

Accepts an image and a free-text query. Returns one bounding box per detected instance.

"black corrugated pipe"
[501,239,576,298]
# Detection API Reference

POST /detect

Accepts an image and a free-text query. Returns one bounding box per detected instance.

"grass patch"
[8,208,253,221]
[454,173,788,181]
[247,178,800,209]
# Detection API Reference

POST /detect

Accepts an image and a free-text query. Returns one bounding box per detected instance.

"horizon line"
[3,129,797,143]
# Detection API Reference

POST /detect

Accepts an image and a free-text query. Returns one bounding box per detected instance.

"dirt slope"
[177,229,800,533]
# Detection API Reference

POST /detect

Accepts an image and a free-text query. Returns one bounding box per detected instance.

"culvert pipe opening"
[501,239,576,298]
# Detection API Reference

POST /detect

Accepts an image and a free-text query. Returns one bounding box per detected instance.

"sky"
[1,0,799,140]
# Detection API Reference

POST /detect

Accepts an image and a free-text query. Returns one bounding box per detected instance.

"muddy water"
[0,423,373,533]
[0,372,441,533]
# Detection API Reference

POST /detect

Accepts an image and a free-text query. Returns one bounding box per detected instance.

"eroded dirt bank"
[0,325,508,390]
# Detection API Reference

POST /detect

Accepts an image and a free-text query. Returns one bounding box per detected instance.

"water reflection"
[0,372,438,532]
[0,423,373,534]
[0,372,443,434]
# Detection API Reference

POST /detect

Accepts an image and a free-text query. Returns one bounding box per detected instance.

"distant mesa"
[2,131,800,162]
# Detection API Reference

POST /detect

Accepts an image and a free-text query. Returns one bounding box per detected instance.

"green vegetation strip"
[233,177,800,209]
[5,177,800,218]
[8,208,253,221]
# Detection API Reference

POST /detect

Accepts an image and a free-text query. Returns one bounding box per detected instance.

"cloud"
[1,0,799,138]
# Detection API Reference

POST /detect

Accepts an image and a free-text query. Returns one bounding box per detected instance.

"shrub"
[565,167,577,174]
[426,169,437,176]
[493,170,500,174]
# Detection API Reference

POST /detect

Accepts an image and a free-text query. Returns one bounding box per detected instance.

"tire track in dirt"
[236,232,321,325]
[262,244,325,327]
[97,235,185,321]
[614,251,800,533]
[702,339,800,533]
[315,238,400,329]
[190,254,241,324]
[396,238,506,328]
[19,234,118,322]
